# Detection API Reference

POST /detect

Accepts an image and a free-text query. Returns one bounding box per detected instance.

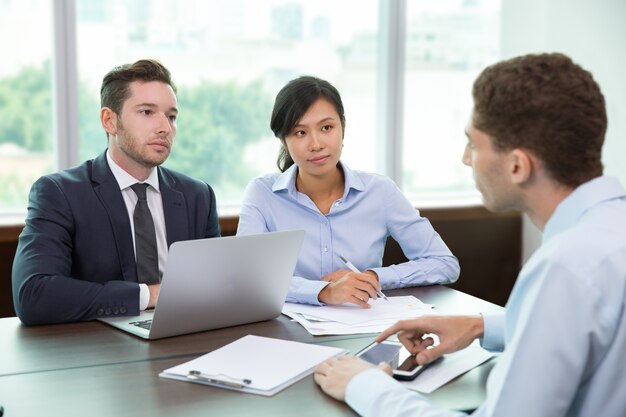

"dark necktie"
[130,183,159,284]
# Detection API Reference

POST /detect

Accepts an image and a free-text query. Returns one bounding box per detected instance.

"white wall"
[501,0,626,261]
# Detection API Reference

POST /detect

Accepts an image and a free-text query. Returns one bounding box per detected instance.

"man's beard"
[116,120,171,168]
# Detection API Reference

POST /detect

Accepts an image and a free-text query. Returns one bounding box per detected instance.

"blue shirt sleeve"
[346,368,468,417]
[369,178,460,289]
[285,276,329,305]
[480,313,505,351]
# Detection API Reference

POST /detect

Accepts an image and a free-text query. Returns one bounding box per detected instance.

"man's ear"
[100,107,117,136]
[509,148,533,185]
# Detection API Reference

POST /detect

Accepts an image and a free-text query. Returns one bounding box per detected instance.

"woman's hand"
[319,270,381,308]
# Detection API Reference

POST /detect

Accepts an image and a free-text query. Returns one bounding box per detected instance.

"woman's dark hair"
[270,76,346,172]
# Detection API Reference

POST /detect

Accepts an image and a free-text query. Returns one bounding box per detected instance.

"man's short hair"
[100,59,176,115]
[472,53,606,187]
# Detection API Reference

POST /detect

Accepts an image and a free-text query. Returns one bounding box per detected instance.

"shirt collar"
[106,150,160,192]
[543,176,626,242]
[340,162,366,197]
[271,161,366,197]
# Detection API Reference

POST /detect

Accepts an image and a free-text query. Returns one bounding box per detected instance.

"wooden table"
[0,286,502,416]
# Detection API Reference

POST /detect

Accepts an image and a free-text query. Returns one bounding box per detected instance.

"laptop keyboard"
[130,319,153,330]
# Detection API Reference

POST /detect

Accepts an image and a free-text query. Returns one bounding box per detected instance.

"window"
[0,0,54,213]
[75,0,379,207]
[1,0,504,217]
[402,0,500,202]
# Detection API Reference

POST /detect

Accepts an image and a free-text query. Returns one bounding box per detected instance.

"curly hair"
[472,53,606,187]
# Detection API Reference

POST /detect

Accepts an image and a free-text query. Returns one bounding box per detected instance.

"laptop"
[99,230,305,340]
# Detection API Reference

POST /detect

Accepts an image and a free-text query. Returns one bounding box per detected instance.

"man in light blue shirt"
[314,53,626,416]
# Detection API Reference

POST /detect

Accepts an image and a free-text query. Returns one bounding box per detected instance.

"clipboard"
[159,335,347,396]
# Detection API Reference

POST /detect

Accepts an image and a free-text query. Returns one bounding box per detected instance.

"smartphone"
[357,340,439,381]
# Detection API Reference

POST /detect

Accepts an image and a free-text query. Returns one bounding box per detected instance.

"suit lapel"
[159,167,189,247]
[91,152,138,282]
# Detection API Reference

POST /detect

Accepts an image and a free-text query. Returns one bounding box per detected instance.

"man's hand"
[314,356,392,401]
[318,271,381,308]
[375,315,485,365]
[147,283,161,309]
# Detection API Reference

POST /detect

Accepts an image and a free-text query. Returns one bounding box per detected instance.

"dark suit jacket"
[12,151,220,325]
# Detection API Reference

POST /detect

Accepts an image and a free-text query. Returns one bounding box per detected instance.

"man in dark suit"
[12,59,220,325]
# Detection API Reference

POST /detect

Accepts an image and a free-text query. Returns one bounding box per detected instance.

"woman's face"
[283,97,344,182]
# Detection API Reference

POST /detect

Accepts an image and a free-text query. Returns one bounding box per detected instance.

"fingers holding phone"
[357,340,442,381]
[375,315,485,365]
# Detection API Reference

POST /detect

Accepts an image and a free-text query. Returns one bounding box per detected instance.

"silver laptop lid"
[147,230,305,339]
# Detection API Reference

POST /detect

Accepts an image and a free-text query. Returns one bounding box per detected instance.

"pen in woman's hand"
[338,254,389,301]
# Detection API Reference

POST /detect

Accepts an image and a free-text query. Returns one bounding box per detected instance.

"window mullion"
[377,0,406,187]
[52,0,79,169]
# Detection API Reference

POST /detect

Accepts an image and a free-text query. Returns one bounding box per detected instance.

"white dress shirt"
[106,151,167,310]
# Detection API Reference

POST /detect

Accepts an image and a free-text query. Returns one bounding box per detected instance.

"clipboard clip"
[187,370,252,388]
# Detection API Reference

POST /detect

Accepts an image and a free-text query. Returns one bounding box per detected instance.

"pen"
[338,254,389,301]
[187,370,252,388]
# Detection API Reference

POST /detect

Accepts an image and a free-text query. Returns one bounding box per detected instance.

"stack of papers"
[159,335,347,396]
[282,295,434,335]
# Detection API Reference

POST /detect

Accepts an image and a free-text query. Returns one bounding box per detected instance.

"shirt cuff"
[348,367,438,416]
[346,368,397,415]
[139,284,150,311]
[368,267,398,290]
[346,368,467,417]
[289,279,330,306]
[480,312,505,351]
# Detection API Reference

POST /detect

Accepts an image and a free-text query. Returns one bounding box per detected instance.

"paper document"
[282,296,434,336]
[402,340,497,394]
[159,335,347,396]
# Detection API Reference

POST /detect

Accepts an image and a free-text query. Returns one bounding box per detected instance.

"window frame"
[46,0,481,215]
[52,1,408,185]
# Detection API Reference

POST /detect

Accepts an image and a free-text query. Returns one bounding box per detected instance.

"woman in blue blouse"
[237,76,459,307]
